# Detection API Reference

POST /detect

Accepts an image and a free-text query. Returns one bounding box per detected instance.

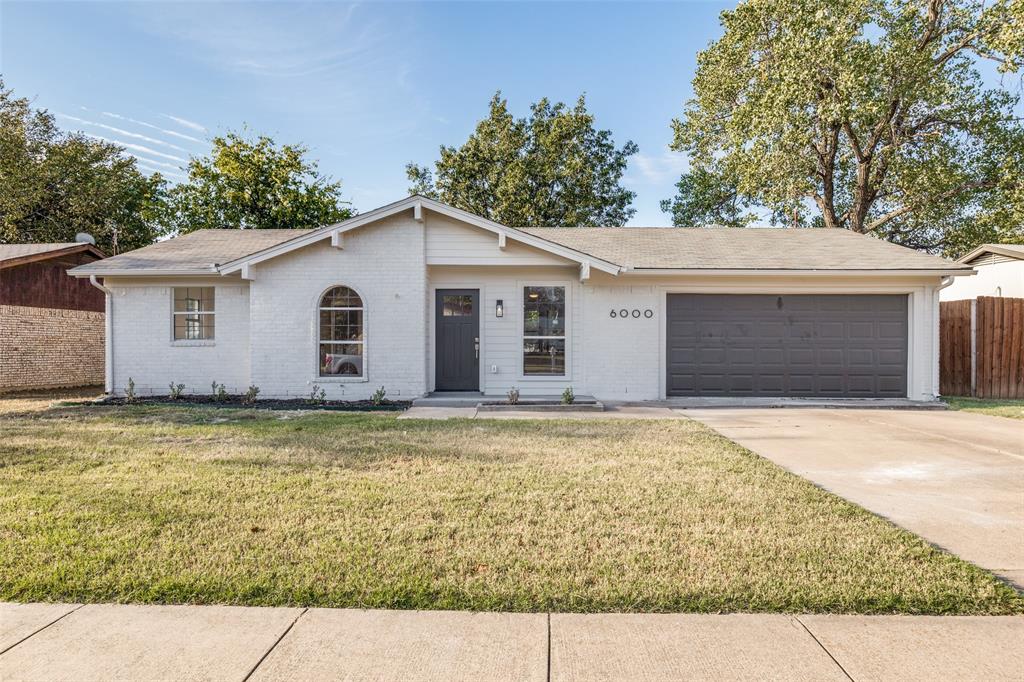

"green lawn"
[943,396,1024,420]
[1,395,1020,614]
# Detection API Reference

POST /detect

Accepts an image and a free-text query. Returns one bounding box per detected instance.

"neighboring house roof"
[957,243,1024,264]
[68,196,971,277]
[517,226,966,271]
[0,242,105,269]
[70,229,314,275]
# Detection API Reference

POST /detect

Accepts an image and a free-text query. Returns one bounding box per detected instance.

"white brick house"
[70,196,974,402]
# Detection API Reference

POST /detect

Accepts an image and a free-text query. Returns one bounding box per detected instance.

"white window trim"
[170,287,215,344]
[517,281,572,381]
[315,286,369,383]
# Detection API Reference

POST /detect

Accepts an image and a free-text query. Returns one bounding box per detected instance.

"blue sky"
[1,0,733,226]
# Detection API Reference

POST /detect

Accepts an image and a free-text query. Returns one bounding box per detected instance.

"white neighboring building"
[69,196,974,402]
[940,244,1024,301]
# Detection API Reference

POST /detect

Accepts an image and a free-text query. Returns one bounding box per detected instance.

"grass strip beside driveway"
[942,397,1024,420]
[1,403,1020,614]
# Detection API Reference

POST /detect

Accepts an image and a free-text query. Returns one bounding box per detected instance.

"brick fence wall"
[0,305,105,392]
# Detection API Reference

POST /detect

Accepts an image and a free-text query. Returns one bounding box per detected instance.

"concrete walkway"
[685,408,1024,589]
[1,603,1022,681]
[399,404,686,420]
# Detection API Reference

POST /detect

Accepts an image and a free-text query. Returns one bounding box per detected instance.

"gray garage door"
[666,294,908,397]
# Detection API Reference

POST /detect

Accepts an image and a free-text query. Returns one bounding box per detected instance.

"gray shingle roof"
[516,226,968,270]
[70,229,314,274]
[1,243,81,261]
[0,242,105,267]
[69,223,969,275]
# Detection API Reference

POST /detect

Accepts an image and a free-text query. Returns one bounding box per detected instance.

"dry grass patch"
[0,403,1020,614]
[943,396,1024,420]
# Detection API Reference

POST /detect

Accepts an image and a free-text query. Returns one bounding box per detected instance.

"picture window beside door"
[523,286,565,376]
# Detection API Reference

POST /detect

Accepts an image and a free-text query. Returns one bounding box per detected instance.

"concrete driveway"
[685,408,1024,588]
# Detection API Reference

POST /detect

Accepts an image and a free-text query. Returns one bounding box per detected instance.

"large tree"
[0,79,166,254]
[164,131,353,233]
[660,169,755,227]
[407,93,639,226]
[666,0,1023,255]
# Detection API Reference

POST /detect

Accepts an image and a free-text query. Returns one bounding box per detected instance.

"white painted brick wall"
[100,210,945,403]
[248,214,427,400]
[107,278,250,396]
[582,285,661,400]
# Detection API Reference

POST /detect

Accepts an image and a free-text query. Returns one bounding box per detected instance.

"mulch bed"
[79,396,410,412]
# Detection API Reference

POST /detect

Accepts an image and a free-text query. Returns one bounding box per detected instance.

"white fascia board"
[217,194,622,276]
[218,198,422,274]
[622,268,976,277]
[957,244,1024,263]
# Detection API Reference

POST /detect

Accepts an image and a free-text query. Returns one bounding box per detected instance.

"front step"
[476,400,604,412]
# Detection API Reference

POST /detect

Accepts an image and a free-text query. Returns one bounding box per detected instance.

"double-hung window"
[523,286,565,376]
[173,287,215,340]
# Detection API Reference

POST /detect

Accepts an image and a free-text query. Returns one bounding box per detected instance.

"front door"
[435,289,480,391]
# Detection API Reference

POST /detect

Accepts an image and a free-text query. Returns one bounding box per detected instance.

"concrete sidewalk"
[1,603,1022,681]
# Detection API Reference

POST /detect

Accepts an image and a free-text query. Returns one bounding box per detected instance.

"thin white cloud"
[631,151,690,185]
[161,114,207,133]
[128,154,183,171]
[136,2,380,80]
[86,134,187,163]
[137,163,186,180]
[58,113,189,152]
[101,111,205,144]
[122,2,429,143]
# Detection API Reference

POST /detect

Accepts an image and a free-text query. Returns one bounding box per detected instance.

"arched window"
[319,286,364,377]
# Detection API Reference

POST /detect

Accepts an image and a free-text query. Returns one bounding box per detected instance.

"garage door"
[666,294,908,397]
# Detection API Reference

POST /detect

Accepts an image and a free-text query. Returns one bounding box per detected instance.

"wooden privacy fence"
[940,296,1024,398]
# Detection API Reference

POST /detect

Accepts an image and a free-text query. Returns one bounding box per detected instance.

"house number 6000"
[610,309,654,319]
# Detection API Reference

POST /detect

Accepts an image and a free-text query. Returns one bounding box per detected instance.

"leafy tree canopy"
[408,92,639,226]
[666,0,1024,256]
[660,168,757,227]
[164,131,353,233]
[0,78,166,254]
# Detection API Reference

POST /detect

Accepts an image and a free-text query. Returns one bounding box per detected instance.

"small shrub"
[371,386,387,406]
[125,377,137,403]
[561,386,575,405]
[242,385,260,405]
[211,381,228,403]
[308,384,327,405]
[168,383,185,400]
[507,387,520,405]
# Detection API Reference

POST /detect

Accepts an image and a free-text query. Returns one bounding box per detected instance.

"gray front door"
[435,289,480,391]
[666,294,908,397]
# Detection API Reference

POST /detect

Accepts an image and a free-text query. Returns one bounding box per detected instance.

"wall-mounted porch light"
[495,299,504,318]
